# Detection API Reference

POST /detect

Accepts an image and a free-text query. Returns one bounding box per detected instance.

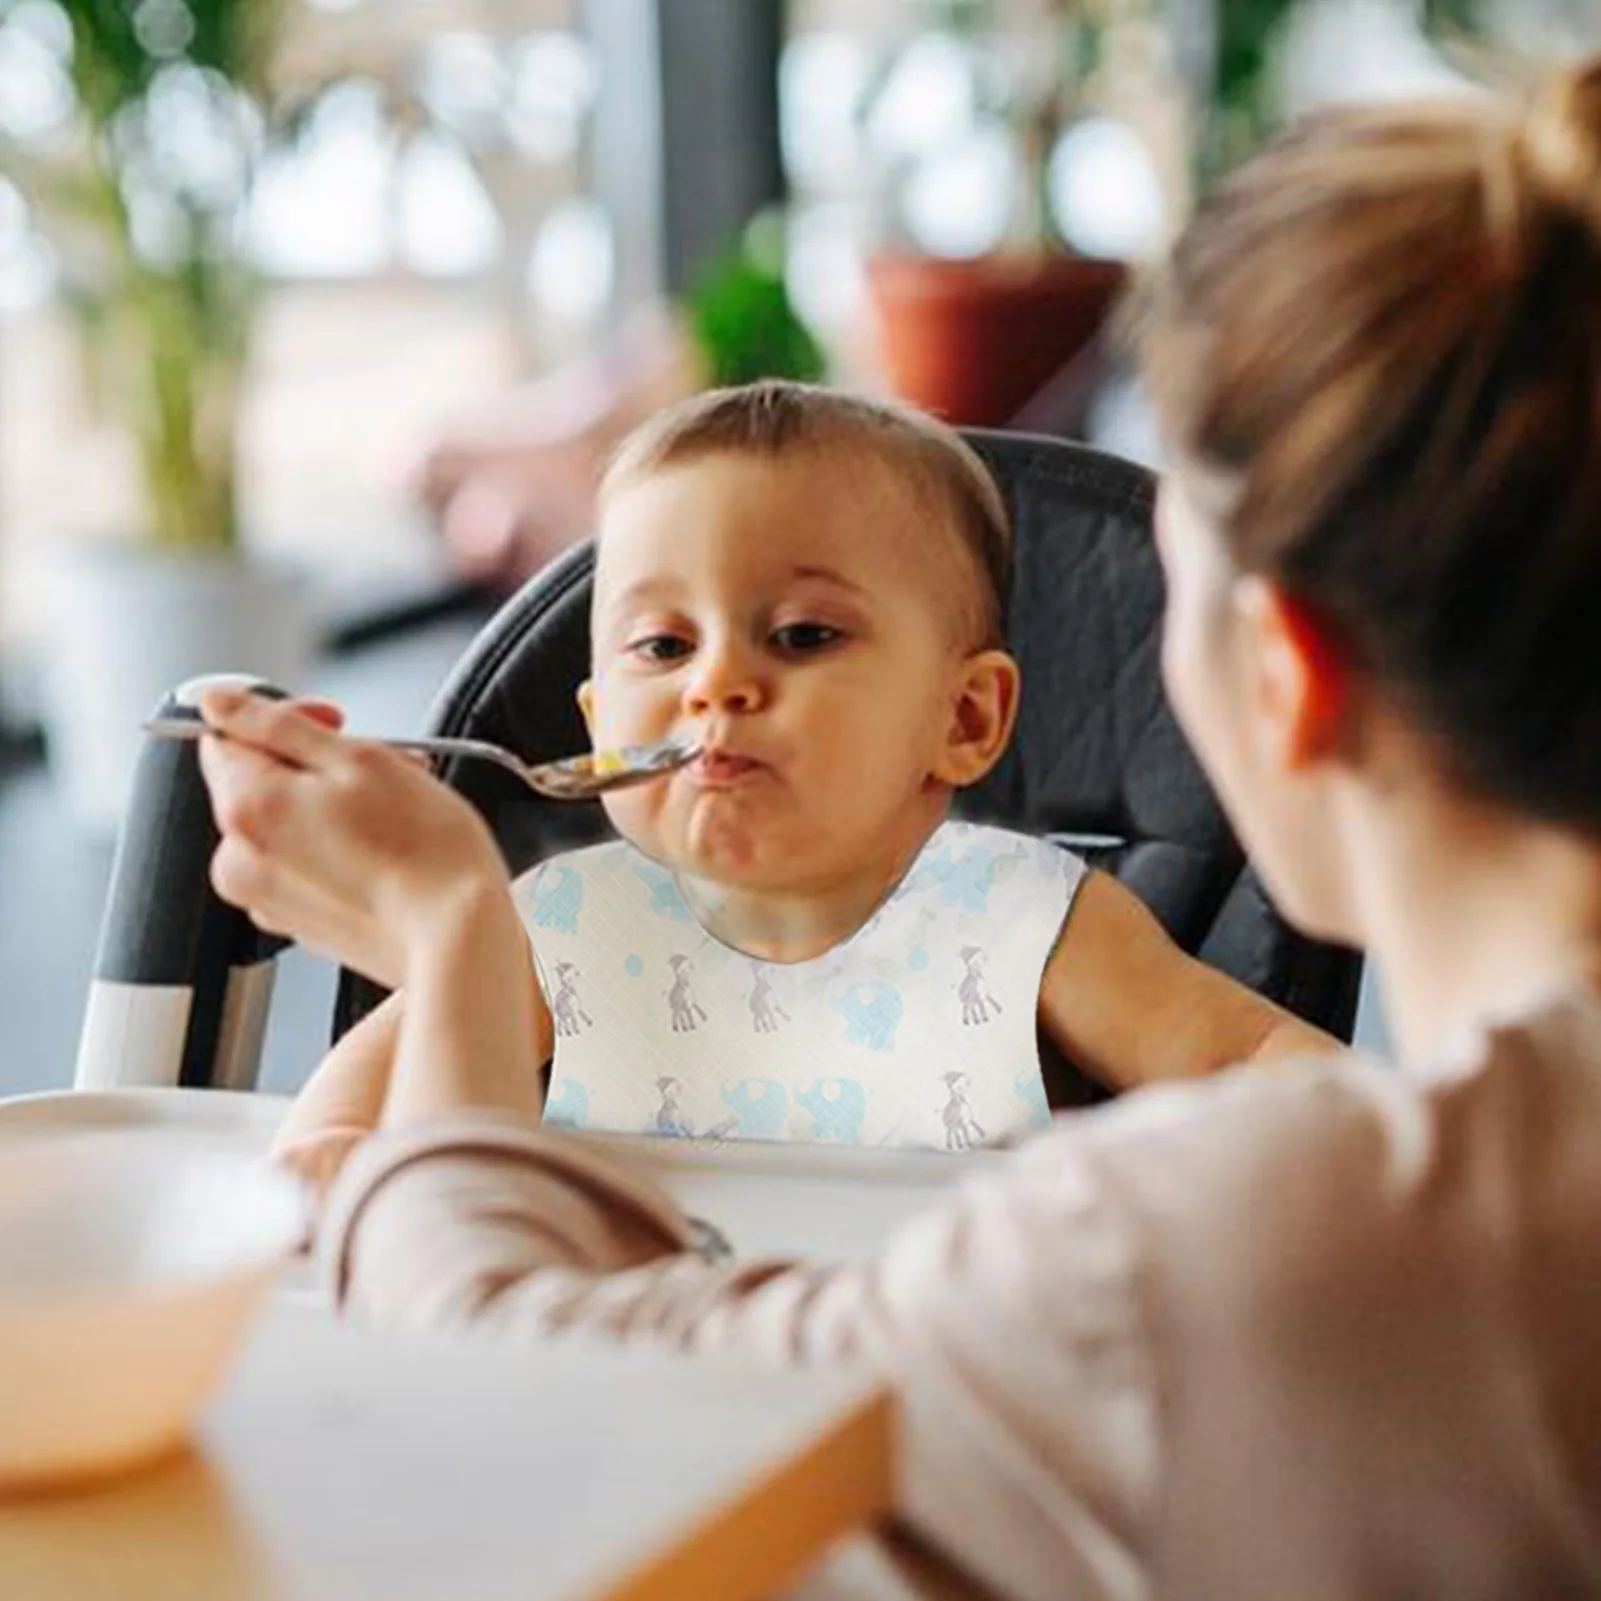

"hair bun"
[1520,57,1601,236]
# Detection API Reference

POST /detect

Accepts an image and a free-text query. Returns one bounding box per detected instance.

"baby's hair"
[600,379,1012,648]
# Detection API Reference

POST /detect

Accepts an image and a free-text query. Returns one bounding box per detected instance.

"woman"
[197,59,1601,1600]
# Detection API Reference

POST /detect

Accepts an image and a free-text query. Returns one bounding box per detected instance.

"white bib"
[512,820,1085,1151]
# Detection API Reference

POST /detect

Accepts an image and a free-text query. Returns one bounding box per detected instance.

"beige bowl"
[0,1129,306,1493]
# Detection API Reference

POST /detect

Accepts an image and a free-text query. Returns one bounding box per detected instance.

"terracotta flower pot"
[866,252,1129,427]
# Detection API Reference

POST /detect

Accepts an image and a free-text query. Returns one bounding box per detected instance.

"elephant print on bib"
[544,1077,590,1129]
[919,841,998,913]
[719,1077,788,1139]
[834,980,903,1051]
[631,858,693,922]
[796,1078,868,1143]
[530,865,582,934]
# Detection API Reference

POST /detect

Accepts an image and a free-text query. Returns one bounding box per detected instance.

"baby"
[277,381,1331,1164]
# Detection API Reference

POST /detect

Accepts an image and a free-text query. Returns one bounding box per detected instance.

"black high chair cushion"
[334,432,1361,1106]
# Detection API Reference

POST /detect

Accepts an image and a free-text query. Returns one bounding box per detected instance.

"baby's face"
[585,451,978,894]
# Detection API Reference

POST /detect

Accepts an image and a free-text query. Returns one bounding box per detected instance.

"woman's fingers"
[199,728,301,846]
[210,825,405,987]
[209,831,279,919]
[293,698,346,732]
[198,687,344,769]
[194,680,508,988]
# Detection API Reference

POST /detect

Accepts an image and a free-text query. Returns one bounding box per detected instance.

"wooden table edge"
[603,1384,897,1600]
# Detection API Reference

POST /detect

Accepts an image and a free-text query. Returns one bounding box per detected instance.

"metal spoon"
[142,717,698,802]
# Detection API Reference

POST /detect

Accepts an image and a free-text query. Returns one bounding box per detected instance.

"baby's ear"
[933,649,1020,790]
[576,680,596,735]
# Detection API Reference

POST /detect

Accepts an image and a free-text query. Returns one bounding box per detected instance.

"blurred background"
[0,0,1596,1096]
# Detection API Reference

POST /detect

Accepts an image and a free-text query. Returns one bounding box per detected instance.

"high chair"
[77,432,1362,1104]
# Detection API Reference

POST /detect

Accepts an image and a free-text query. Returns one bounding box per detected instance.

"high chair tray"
[0,1089,999,1263]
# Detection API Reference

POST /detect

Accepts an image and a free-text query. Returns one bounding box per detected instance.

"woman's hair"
[600,380,1013,648]
[1141,57,1601,832]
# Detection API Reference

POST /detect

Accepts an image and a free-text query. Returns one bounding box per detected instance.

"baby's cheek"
[582,677,649,745]
[600,787,668,855]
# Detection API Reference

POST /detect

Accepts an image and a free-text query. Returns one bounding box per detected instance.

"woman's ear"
[932,649,1021,789]
[1234,578,1350,770]
[576,680,596,737]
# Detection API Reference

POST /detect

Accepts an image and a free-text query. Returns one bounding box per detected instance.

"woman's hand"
[196,687,510,991]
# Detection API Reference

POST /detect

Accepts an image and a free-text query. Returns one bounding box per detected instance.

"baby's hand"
[197,687,509,989]
[272,1123,369,1210]
[270,989,405,1201]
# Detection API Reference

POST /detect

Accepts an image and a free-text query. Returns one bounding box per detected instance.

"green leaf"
[687,241,827,388]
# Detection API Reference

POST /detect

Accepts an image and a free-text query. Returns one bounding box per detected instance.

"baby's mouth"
[690,749,766,786]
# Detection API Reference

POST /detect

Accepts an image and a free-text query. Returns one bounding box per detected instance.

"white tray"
[0,1089,995,1263]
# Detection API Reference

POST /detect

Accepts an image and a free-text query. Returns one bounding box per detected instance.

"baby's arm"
[273,947,554,1195]
[271,991,403,1177]
[382,883,550,1130]
[1039,870,1340,1093]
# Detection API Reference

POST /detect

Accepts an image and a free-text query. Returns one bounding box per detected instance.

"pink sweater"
[310,992,1601,1600]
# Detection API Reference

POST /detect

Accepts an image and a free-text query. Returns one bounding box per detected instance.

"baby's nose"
[687,677,761,714]
[685,646,766,713]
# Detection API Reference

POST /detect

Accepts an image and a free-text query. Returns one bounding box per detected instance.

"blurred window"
[0,0,600,647]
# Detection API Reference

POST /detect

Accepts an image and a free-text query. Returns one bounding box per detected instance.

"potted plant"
[0,0,322,833]
[860,0,1135,427]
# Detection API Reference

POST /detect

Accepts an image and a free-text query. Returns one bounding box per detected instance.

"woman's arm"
[1038,870,1340,1092]
[184,685,1242,1596]
[318,1088,1163,1601]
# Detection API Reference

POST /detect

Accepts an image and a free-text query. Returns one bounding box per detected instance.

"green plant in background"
[1200,0,1302,186]
[685,211,826,388]
[0,0,307,554]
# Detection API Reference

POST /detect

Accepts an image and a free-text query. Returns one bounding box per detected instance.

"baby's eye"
[770,621,844,655]
[628,633,693,664]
